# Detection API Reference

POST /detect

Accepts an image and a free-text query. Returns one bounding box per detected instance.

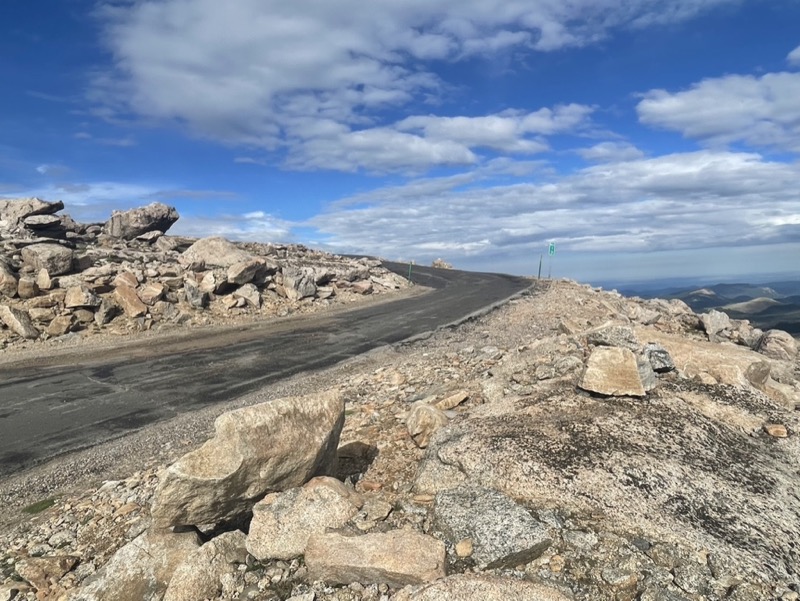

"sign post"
[548,242,555,278]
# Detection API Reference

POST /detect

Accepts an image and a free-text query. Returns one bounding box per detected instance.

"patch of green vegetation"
[21,497,58,515]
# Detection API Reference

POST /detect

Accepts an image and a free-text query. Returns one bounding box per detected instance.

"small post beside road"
[537,254,543,279]
[548,242,555,279]
[408,262,413,284]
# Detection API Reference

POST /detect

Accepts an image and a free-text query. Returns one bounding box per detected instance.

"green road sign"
[548,242,556,256]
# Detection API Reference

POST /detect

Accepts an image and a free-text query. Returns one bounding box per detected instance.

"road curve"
[0,263,532,478]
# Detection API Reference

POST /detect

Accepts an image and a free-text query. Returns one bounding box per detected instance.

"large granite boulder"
[66,529,199,601]
[0,305,40,339]
[179,237,254,269]
[0,197,64,224]
[20,243,74,276]
[757,330,798,362]
[247,476,362,560]
[162,531,247,601]
[150,391,345,528]
[104,202,179,239]
[0,262,18,297]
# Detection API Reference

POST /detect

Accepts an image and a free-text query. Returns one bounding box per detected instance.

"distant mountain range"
[620,280,800,335]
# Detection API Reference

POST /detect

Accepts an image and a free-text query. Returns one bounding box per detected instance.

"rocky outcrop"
[0,305,39,339]
[103,202,179,240]
[757,329,798,361]
[150,391,345,527]
[579,346,645,397]
[0,198,409,351]
[304,530,447,587]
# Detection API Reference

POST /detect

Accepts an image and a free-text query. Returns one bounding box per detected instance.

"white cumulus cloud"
[637,72,800,152]
[92,0,738,171]
[787,44,800,67]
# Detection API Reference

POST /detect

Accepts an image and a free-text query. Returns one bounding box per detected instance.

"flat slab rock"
[579,346,645,397]
[304,530,446,588]
[394,574,571,601]
[150,390,345,528]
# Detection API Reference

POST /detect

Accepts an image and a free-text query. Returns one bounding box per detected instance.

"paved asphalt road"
[0,263,532,478]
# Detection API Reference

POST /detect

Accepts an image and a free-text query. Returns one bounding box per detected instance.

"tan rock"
[16,276,39,299]
[35,268,52,290]
[0,305,40,339]
[180,237,254,269]
[0,262,18,297]
[65,529,199,601]
[579,347,645,397]
[47,315,74,337]
[455,539,474,558]
[305,530,447,588]
[247,476,363,560]
[113,271,139,289]
[394,574,571,601]
[64,286,101,309]
[114,285,148,318]
[764,424,789,438]
[20,243,74,276]
[150,391,345,528]
[757,330,798,362]
[352,280,374,295]
[227,259,264,285]
[407,403,449,448]
[28,307,56,322]
[163,531,247,601]
[15,555,78,591]
[233,283,261,307]
[104,202,179,239]
[138,282,166,305]
[434,391,469,411]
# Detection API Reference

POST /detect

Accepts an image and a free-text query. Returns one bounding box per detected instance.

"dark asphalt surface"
[0,263,532,478]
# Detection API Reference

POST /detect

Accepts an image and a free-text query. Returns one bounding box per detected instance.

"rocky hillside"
[0,198,408,352]
[1,244,799,599]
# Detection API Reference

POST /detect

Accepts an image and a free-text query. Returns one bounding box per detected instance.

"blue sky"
[2,1,799,284]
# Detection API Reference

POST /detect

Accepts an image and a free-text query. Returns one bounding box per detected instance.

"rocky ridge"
[0,198,408,352]
[1,268,799,599]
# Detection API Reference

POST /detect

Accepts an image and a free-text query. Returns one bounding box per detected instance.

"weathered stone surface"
[16,276,38,299]
[247,476,363,560]
[643,342,675,373]
[764,423,789,438]
[15,555,79,592]
[434,390,469,411]
[394,574,572,601]
[47,314,74,337]
[138,282,166,305]
[756,330,798,362]
[305,530,447,588]
[114,285,148,318]
[0,305,40,339]
[24,214,61,228]
[701,310,732,340]
[94,299,118,326]
[433,486,551,569]
[66,529,199,601]
[351,280,374,295]
[20,243,73,276]
[150,391,345,528]
[113,271,139,289]
[184,280,209,308]
[180,237,254,269]
[35,268,52,291]
[104,202,179,239]
[163,530,247,601]
[227,259,264,285]
[586,324,639,351]
[579,347,645,397]
[637,357,658,392]
[0,197,63,223]
[283,267,317,301]
[233,283,261,307]
[0,262,17,297]
[64,286,101,309]
[406,403,449,448]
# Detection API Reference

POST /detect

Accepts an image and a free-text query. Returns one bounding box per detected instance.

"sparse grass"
[21,497,58,515]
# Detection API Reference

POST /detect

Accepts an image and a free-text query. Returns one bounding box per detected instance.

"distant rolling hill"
[633,281,800,335]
